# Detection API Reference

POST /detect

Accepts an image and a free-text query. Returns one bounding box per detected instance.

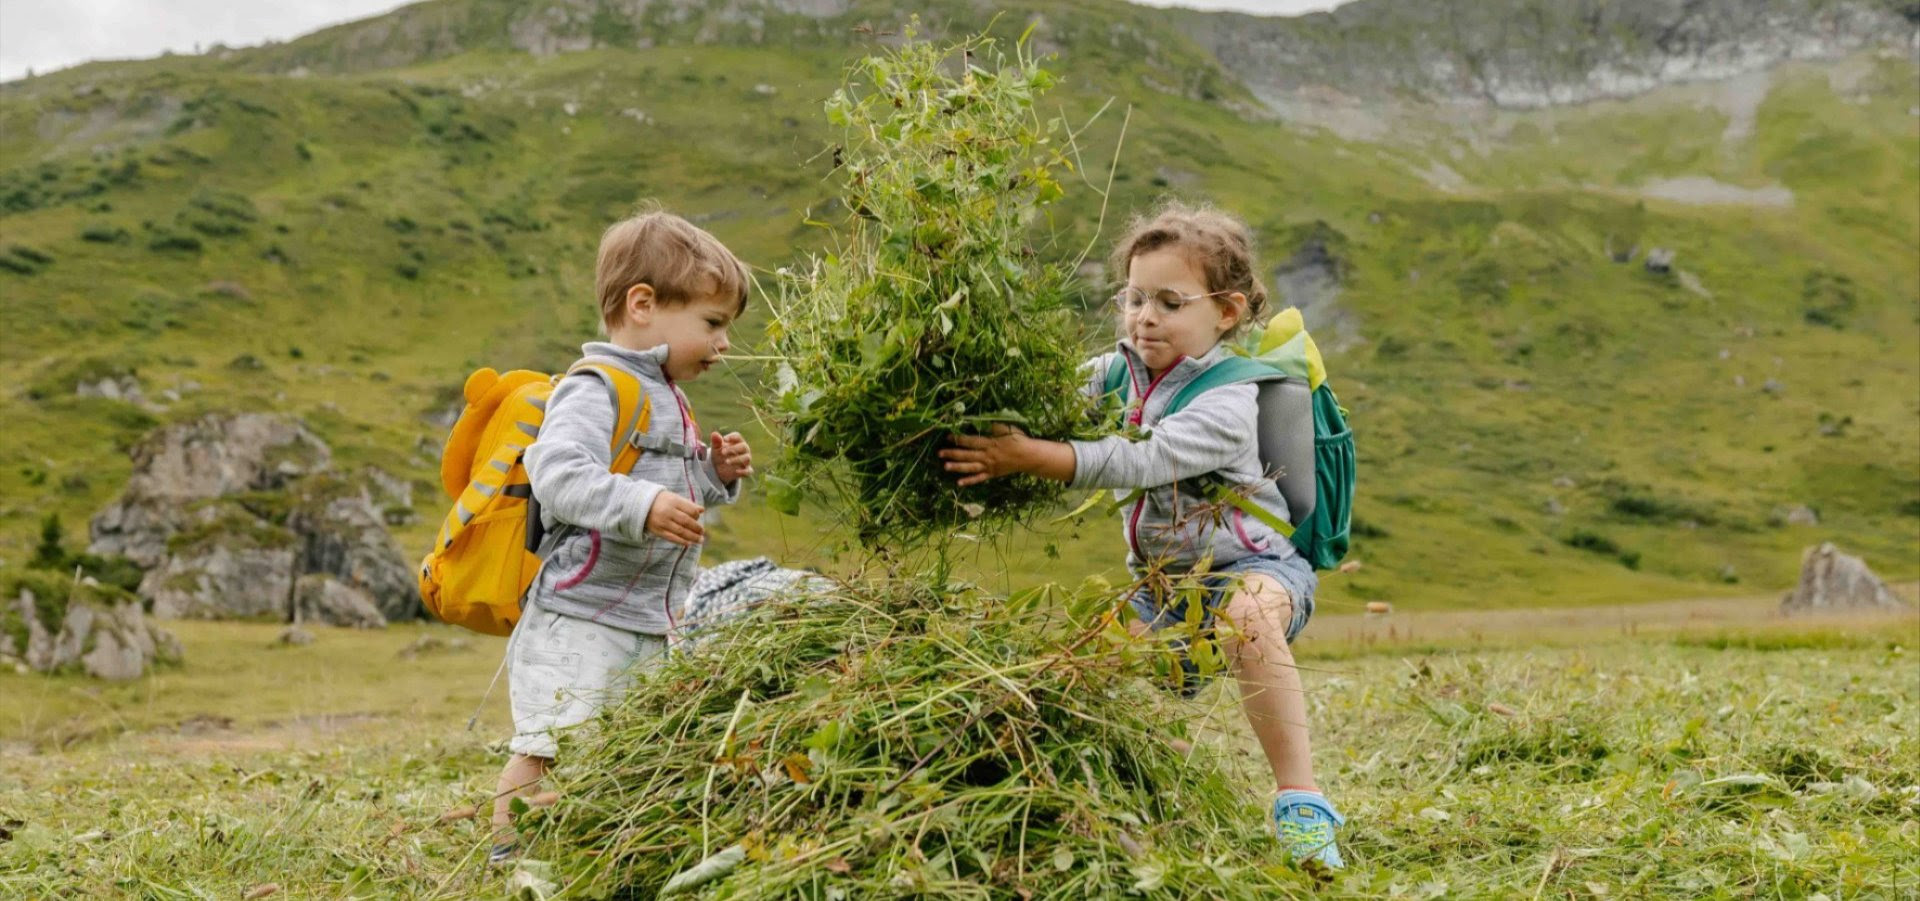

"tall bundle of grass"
[525,577,1310,898]
[763,32,1106,545]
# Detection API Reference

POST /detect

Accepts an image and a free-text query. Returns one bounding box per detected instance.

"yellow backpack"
[416,359,650,635]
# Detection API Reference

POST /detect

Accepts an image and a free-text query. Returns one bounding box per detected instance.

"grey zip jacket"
[1068,340,1297,574]
[523,342,741,634]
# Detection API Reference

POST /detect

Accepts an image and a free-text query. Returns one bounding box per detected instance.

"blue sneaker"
[1272,790,1345,870]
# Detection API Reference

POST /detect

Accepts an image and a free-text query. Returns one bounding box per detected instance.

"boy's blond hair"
[1108,201,1269,338]
[596,209,751,332]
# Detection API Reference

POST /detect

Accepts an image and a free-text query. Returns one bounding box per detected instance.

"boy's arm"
[524,376,665,545]
[1066,382,1256,490]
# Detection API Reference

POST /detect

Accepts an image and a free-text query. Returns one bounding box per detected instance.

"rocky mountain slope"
[2,0,1914,610]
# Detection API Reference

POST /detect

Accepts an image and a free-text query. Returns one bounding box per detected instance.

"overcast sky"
[0,0,1352,82]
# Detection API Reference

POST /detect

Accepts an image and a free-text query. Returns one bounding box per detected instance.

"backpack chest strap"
[629,430,704,460]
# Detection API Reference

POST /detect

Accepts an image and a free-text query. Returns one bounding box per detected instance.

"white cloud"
[0,0,1356,83]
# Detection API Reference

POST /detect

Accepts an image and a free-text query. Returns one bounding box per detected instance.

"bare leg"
[492,753,551,839]
[1218,575,1315,791]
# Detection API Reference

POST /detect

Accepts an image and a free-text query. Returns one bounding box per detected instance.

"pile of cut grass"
[525,575,1316,898]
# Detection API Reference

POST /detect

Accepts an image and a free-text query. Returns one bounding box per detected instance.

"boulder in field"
[1780,543,1909,614]
[139,505,298,620]
[2,572,181,680]
[89,412,330,568]
[88,413,415,626]
[287,475,418,623]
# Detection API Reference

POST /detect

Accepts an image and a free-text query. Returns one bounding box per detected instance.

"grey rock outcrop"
[90,413,330,568]
[293,574,387,629]
[1780,543,1910,614]
[2,577,182,680]
[88,413,414,627]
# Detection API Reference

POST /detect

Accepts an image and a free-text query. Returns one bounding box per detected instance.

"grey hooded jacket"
[1068,340,1298,574]
[522,342,741,634]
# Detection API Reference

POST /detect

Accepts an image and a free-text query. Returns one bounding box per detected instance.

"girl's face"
[1116,246,1244,373]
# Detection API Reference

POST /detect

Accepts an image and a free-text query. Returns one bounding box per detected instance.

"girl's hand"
[941,425,1025,487]
[711,431,754,482]
[941,425,1076,486]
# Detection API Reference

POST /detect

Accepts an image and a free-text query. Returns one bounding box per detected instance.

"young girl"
[938,202,1345,869]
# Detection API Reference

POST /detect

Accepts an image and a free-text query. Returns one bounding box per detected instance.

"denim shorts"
[1128,551,1318,643]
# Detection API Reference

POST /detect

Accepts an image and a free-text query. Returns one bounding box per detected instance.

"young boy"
[490,210,755,862]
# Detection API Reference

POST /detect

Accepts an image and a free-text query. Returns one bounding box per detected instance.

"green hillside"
[2,1,1915,612]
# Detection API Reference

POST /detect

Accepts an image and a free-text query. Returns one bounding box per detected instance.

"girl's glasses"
[1110,286,1233,316]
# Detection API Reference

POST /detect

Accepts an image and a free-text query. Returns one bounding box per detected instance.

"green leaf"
[803,718,847,752]
[1210,486,1295,538]
[660,845,746,896]
[1190,635,1223,678]
[1129,860,1166,892]
[765,475,802,516]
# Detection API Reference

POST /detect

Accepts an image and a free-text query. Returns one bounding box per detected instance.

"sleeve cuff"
[622,480,665,545]
[1066,440,1097,490]
[699,455,742,505]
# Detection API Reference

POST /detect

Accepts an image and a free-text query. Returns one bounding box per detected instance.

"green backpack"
[1101,308,1356,570]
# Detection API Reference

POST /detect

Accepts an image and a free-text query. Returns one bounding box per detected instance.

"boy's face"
[1117,247,1244,373]
[611,287,739,382]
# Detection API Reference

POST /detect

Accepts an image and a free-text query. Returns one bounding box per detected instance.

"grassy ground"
[2,593,1913,898]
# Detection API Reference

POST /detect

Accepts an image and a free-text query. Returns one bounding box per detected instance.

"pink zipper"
[660,376,702,634]
[1123,352,1184,560]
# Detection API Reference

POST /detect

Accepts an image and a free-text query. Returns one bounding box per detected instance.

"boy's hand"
[710,431,753,482]
[646,491,705,546]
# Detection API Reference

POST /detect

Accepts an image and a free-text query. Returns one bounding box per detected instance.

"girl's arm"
[942,426,1077,486]
[941,382,1256,490]
[1068,382,1254,489]
[940,352,1115,485]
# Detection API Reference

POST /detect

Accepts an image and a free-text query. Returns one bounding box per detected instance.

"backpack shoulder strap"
[565,358,652,475]
[1165,356,1284,416]
[1101,355,1130,400]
